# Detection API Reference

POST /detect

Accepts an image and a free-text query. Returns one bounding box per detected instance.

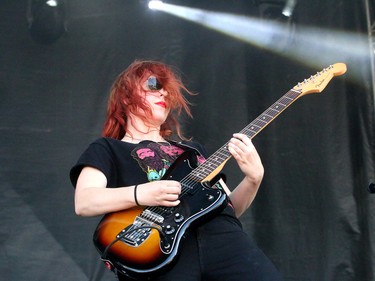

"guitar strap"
[168,140,207,158]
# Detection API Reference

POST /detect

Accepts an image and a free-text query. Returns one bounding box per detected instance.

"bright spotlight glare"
[148,0,164,10]
[282,0,297,17]
[282,9,292,17]
[46,0,58,7]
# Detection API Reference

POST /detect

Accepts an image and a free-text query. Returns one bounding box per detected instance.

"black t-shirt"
[70,137,208,188]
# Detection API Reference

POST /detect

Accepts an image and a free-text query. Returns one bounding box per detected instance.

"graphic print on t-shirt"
[130,143,185,182]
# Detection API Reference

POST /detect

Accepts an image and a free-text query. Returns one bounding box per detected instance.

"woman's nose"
[159,89,168,97]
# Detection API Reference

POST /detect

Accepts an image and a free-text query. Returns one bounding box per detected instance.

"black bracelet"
[134,184,140,206]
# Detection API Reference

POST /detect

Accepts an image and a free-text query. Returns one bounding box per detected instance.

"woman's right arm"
[75,166,138,216]
[74,166,182,217]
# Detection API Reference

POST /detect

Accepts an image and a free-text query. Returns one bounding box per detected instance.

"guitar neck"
[189,88,303,182]
[240,89,302,139]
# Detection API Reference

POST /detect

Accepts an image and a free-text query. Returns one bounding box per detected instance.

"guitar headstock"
[293,63,347,96]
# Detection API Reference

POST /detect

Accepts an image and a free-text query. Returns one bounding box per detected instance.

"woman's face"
[139,75,170,126]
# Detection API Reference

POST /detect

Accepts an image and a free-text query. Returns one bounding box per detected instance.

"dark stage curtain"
[0,1,374,280]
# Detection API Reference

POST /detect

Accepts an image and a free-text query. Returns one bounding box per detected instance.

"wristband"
[134,185,140,206]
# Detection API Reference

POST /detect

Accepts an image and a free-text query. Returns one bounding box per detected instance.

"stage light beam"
[147,2,370,83]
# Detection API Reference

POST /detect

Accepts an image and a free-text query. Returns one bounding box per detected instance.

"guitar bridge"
[116,209,166,247]
[117,216,158,247]
[141,209,164,223]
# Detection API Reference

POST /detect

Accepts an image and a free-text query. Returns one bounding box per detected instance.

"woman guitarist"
[70,60,283,281]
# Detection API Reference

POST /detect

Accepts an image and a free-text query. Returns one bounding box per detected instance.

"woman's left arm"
[227,133,264,218]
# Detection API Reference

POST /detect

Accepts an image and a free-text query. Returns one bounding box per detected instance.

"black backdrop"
[1,1,375,280]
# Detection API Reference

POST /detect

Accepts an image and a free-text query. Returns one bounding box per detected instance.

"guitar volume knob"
[165,225,176,235]
[174,213,184,223]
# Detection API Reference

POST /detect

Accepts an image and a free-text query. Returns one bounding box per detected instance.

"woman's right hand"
[75,166,182,216]
[135,180,182,207]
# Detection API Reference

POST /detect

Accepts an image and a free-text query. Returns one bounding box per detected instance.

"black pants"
[118,208,283,281]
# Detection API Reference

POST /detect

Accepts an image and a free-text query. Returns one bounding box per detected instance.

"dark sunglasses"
[144,76,163,92]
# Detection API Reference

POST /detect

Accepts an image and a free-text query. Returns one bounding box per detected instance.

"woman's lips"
[155,101,167,108]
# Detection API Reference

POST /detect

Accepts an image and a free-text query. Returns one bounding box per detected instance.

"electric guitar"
[93,63,347,280]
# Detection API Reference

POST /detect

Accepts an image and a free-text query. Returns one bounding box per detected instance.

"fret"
[248,124,262,130]
[216,150,230,160]
[190,168,208,180]
[262,112,274,119]
[242,128,257,136]
[274,101,285,108]
[256,117,269,124]
[252,119,267,127]
[280,100,291,106]
[283,95,294,101]
[213,150,230,162]
[268,107,281,114]
[242,124,261,136]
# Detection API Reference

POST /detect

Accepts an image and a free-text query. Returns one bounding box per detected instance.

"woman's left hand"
[228,133,264,184]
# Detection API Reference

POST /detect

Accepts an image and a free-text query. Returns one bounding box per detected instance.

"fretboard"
[187,88,302,182]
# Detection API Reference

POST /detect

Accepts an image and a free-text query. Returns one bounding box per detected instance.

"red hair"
[102,60,194,140]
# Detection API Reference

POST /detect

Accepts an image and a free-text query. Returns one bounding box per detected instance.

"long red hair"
[102,60,194,140]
